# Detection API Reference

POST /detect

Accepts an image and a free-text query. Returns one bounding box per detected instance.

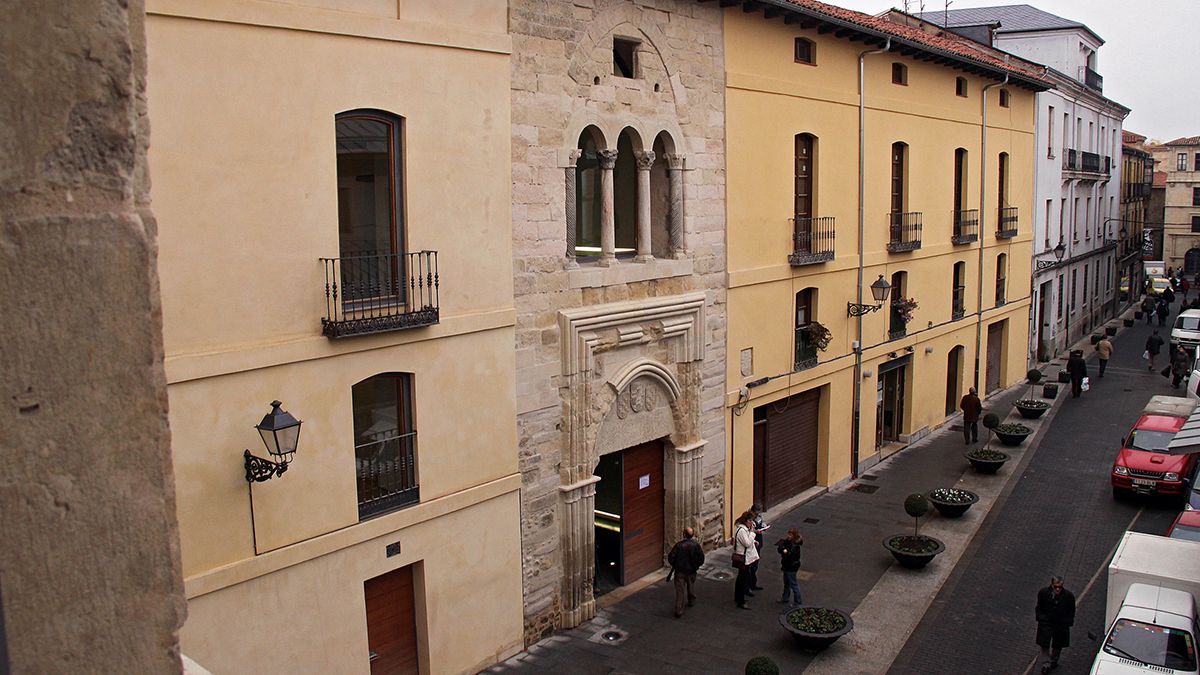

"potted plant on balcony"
[1014,369,1050,419]
[891,297,919,324]
[927,487,979,518]
[994,422,1034,446]
[882,493,945,569]
[778,607,854,651]
[801,321,833,352]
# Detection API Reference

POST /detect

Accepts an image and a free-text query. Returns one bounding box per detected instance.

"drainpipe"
[850,37,891,479]
[975,74,1009,390]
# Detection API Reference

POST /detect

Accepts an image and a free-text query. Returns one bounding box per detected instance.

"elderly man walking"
[960,387,982,444]
[666,527,705,618]
[1035,576,1076,673]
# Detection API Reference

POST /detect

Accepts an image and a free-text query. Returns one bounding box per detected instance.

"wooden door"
[763,390,820,508]
[621,441,664,583]
[880,367,905,443]
[364,565,418,675]
[986,322,1005,393]
[945,347,961,416]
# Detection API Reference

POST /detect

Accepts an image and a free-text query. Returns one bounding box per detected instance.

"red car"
[1167,510,1200,542]
[1111,413,1197,501]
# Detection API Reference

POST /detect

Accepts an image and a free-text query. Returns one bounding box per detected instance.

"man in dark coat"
[1066,350,1088,398]
[1157,299,1171,326]
[1035,576,1075,673]
[1146,330,1165,371]
[666,527,705,618]
[960,387,982,444]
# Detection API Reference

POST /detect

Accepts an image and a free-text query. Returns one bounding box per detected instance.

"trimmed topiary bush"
[746,655,781,675]
[904,493,930,535]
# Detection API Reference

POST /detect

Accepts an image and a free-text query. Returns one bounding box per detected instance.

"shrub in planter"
[1106,325,1118,336]
[928,487,979,518]
[1043,383,1059,398]
[1124,318,1135,327]
[994,422,1033,446]
[1057,369,1071,383]
[883,493,945,569]
[965,447,1010,474]
[1014,399,1051,419]
[981,412,1001,448]
[745,656,781,675]
[778,607,854,651]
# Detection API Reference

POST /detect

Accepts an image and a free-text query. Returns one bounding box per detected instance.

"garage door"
[760,390,820,509]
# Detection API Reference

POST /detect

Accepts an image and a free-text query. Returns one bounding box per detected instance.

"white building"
[919,4,1130,362]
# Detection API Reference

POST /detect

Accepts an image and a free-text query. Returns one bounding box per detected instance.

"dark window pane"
[613,38,637,78]
[795,38,813,64]
[337,117,394,258]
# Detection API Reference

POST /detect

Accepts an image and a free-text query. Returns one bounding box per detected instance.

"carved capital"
[568,148,582,167]
[665,153,685,171]
[598,149,618,170]
[634,150,656,171]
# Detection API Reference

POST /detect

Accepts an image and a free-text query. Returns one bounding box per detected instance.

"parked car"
[1168,510,1200,542]
[1111,397,1199,503]
[1188,462,1200,511]
[1173,310,1200,352]
[1148,277,1172,296]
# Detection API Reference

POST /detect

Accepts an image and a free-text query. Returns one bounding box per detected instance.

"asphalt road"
[890,308,1185,675]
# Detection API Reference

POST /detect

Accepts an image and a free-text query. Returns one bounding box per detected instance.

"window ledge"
[567,256,693,289]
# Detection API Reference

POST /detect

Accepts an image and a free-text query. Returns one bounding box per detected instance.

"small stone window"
[794,38,815,65]
[892,62,907,85]
[999,88,1010,108]
[955,76,967,97]
[613,37,639,78]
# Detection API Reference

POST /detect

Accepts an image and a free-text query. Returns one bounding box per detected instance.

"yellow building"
[145,1,522,672]
[723,3,1048,516]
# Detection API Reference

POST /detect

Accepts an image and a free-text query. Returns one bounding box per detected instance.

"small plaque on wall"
[385,542,401,558]
[639,474,650,490]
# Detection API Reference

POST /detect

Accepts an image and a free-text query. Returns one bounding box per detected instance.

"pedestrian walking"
[1095,336,1113,378]
[1141,295,1155,325]
[666,527,705,618]
[1156,300,1170,327]
[1035,576,1076,673]
[960,386,982,444]
[1066,350,1088,398]
[775,528,804,607]
[1182,277,1191,302]
[748,504,767,593]
[731,511,759,610]
[1164,286,1176,306]
[1145,330,1165,370]
[1171,344,1191,389]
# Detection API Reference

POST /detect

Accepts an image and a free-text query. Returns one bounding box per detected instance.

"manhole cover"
[804,517,821,524]
[849,483,879,494]
[601,631,623,642]
[712,571,732,581]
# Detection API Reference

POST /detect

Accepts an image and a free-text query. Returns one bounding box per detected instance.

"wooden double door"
[594,440,666,590]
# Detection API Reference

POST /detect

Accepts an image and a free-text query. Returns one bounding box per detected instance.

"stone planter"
[779,606,854,651]
[1106,326,1118,336]
[1014,400,1050,419]
[1124,319,1135,327]
[994,424,1033,447]
[928,488,978,518]
[1042,383,1059,398]
[1057,370,1071,383]
[883,534,945,569]
[965,449,1009,474]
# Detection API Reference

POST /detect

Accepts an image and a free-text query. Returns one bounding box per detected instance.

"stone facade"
[510,0,727,643]
[0,0,185,670]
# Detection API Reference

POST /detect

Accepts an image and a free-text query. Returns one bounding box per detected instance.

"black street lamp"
[1035,240,1067,271]
[848,275,892,317]
[244,400,303,482]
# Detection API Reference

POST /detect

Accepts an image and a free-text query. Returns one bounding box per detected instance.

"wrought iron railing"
[952,209,979,245]
[789,216,836,266]
[887,212,922,252]
[356,431,419,519]
[320,250,439,338]
[995,277,1007,306]
[1081,151,1101,173]
[1063,149,1078,171]
[794,330,818,371]
[888,327,907,341]
[1084,66,1103,93]
[997,206,1018,238]
[952,286,965,320]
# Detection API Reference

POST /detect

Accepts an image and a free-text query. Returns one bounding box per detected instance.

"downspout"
[851,37,891,479]
[975,73,1009,390]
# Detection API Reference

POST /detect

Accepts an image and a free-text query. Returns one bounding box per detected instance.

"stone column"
[634,150,656,263]
[665,439,706,545]
[598,149,618,267]
[558,476,599,628]
[565,150,581,269]
[666,154,687,258]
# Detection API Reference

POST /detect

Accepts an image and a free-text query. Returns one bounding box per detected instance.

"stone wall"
[510,0,727,644]
[0,0,186,670]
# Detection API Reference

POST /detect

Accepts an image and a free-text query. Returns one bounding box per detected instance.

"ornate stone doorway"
[592,439,665,595]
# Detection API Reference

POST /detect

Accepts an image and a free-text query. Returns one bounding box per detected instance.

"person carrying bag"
[731,511,759,609]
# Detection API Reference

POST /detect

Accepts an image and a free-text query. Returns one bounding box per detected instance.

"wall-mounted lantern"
[1036,240,1067,270]
[243,400,303,483]
[848,275,892,317]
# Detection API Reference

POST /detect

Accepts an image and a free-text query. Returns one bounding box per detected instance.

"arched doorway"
[1185,248,1200,276]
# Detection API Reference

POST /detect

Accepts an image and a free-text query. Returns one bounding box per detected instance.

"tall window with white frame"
[353,372,418,520]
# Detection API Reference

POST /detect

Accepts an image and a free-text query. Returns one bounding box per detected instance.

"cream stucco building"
[146,1,523,672]
[723,2,1046,514]
[1150,136,1200,274]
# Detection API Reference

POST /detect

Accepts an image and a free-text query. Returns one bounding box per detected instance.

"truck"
[1111,396,1199,503]
[1090,531,1200,674]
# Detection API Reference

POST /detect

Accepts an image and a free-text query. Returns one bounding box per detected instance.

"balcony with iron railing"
[320,250,439,338]
[1084,66,1103,93]
[887,212,922,252]
[952,285,965,321]
[356,430,419,520]
[995,277,1006,306]
[794,330,818,371]
[1064,149,1110,177]
[952,209,979,245]
[997,206,1019,239]
[789,216,836,266]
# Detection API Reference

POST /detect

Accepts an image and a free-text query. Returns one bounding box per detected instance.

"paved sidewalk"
[489,323,1128,674]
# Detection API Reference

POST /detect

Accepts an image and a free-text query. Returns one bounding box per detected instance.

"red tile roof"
[771,0,1050,87]
[1123,130,1146,144]
[1165,136,1200,146]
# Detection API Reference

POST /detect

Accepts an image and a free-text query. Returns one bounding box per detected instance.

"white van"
[1173,310,1200,352]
